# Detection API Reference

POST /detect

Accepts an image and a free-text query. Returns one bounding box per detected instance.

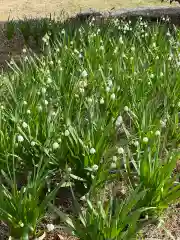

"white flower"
[31,141,36,146]
[92,164,98,171]
[42,87,46,94]
[160,120,166,128]
[38,105,42,111]
[79,88,85,94]
[87,98,93,104]
[91,174,95,179]
[110,93,116,100]
[124,106,129,112]
[79,80,87,88]
[47,77,52,84]
[106,86,110,92]
[122,53,126,58]
[112,156,117,162]
[113,47,118,54]
[168,56,172,61]
[46,223,55,232]
[27,109,31,114]
[61,29,65,34]
[119,36,124,44]
[160,72,163,77]
[74,49,79,54]
[143,137,148,143]
[115,115,123,126]
[23,101,27,105]
[42,34,49,43]
[52,142,59,150]
[176,61,180,67]
[155,130,161,136]
[44,100,48,105]
[51,111,56,116]
[114,18,119,26]
[150,73,154,79]
[67,167,72,173]
[107,80,113,87]
[17,135,24,142]
[111,162,116,169]
[100,98,105,104]
[134,141,139,147]
[22,122,28,128]
[118,147,124,154]
[81,70,88,78]
[89,148,96,154]
[19,222,24,227]
[22,48,27,53]
[64,130,70,136]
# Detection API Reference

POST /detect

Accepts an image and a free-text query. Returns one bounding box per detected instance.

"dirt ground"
[0,0,177,21]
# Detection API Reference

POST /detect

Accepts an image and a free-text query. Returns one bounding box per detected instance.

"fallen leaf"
[57,234,65,240]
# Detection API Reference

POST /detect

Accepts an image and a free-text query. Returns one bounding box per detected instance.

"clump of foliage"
[0,16,179,239]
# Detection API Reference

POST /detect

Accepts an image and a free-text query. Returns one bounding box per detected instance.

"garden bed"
[0,8,179,240]
[1,6,180,69]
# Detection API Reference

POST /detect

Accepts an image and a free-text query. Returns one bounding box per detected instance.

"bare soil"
[0,25,24,69]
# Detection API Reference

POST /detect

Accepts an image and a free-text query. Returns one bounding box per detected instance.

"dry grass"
[0,0,178,21]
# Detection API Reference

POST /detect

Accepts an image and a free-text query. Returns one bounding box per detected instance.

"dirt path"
[0,0,175,21]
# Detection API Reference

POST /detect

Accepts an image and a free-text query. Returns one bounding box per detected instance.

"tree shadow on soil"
[0,9,179,71]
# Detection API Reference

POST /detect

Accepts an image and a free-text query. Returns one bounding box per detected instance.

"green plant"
[124,141,180,216]
[51,187,151,240]
[5,19,16,40]
[16,18,32,43]
[0,17,180,206]
[0,164,63,240]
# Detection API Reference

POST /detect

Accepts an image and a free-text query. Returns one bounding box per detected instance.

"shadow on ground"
[0,6,180,70]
